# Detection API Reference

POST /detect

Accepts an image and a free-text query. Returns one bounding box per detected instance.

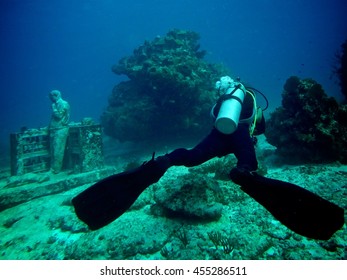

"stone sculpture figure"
[48,89,70,173]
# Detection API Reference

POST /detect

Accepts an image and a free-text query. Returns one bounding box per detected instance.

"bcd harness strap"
[216,83,243,105]
[213,84,244,117]
[245,89,258,135]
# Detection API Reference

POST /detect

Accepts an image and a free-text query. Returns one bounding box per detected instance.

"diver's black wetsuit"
[167,124,257,170]
[165,92,258,172]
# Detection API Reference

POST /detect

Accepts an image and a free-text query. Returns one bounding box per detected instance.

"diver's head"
[215,76,234,95]
[49,90,61,102]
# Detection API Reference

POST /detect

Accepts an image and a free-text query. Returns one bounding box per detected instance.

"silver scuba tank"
[214,81,246,134]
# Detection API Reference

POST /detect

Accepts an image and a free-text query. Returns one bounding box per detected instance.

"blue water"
[1,0,347,148]
[1,1,347,262]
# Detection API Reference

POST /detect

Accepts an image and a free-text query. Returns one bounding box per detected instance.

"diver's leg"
[231,124,258,171]
[50,127,69,173]
[166,147,206,167]
[228,125,258,184]
[165,129,226,167]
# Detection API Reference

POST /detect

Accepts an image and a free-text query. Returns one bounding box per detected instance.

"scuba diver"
[156,76,265,178]
[72,76,344,241]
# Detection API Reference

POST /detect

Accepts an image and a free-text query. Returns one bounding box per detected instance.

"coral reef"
[265,76,347,163]
[101,29,228,144]
[334,39,347,101]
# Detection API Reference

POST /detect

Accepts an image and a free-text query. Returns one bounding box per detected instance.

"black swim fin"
[72,154,170,230]
[230,169,345,240]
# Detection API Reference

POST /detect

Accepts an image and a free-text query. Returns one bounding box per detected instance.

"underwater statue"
[48,89,70,173]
